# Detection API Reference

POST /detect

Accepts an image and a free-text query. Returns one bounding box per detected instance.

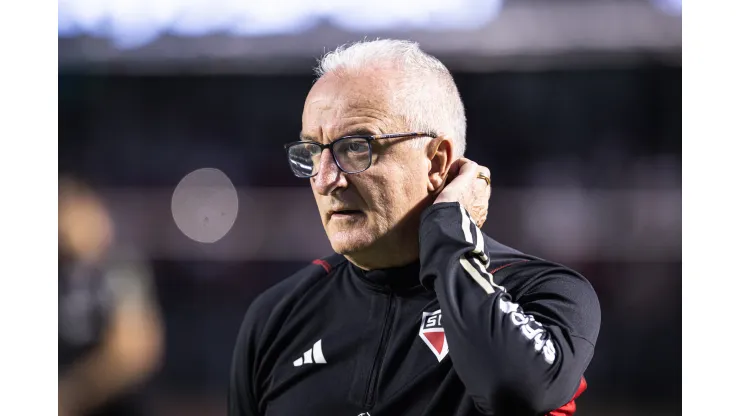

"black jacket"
[228,202,601,416]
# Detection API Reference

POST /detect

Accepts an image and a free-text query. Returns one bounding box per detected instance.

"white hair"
[315,39,467,158]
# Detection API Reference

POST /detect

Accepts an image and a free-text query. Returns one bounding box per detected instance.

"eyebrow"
[341,127,378,137]
[298,132,316,142]
[298,127,378,143]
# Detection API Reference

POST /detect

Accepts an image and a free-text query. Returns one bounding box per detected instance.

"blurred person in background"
[229,39,600,416]
[58,177,164,416]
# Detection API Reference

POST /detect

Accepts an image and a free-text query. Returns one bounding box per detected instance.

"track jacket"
[229,202,601,415]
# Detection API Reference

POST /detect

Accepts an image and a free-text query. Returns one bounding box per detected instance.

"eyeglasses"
[284,132,436,178]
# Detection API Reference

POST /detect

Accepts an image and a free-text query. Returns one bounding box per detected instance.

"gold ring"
[477,172,490,186]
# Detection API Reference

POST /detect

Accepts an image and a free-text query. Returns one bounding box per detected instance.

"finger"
[456,159,480,181]
[477,165,491,179]
[448,158,465,176]
[445,158,465,184]
[478,165,492,191]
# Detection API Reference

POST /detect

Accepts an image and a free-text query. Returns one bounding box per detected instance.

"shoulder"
[247,253,346,318]
[484,235,601,341]
[239,253,347,335]
[483,234,594,293]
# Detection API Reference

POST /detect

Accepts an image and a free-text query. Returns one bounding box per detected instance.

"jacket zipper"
[363,292,396,408]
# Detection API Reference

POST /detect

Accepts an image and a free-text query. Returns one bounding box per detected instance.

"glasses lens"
[287,143,322,177]
[334,138,371,173]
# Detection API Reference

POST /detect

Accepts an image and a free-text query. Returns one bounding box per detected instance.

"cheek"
[360,153,428,224]
[394,159,427,195]
[372,170,424,221]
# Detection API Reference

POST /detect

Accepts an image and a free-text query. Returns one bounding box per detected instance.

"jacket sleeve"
[228,299,265,416]
[418,202,601,415]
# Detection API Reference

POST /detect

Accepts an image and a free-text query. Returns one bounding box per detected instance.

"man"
[59,177,164,416]
[229,39,600,416]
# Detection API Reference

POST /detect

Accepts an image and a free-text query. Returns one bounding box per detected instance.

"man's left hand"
[434,158,491,228]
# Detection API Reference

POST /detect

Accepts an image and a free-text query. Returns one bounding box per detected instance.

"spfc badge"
[419,309,448,362]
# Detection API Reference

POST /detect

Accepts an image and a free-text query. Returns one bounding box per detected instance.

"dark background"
[58,3,681,414]
[59,64,681,415]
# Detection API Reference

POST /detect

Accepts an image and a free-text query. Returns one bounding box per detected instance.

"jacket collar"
[348,259,424,293]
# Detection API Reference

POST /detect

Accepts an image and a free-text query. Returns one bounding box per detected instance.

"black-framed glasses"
[283,132,436,178]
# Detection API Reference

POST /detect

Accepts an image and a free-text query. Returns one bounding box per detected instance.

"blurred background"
[58,0,681,415]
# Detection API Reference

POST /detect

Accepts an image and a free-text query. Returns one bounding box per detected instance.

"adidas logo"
[293,339,326,366]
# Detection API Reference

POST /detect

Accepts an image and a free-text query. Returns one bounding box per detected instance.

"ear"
[426,136,454,193]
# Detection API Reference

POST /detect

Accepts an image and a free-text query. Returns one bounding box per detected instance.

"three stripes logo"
[293,339,326,367]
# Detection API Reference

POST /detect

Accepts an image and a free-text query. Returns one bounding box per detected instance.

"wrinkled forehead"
[301,71,405,141]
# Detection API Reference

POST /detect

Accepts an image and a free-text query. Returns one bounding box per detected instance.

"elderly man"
[228,39,600,416]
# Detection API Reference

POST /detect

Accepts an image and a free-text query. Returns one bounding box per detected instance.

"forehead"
[302,71,402,139]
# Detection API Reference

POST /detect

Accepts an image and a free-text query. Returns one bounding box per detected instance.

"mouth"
[328,209,364,220]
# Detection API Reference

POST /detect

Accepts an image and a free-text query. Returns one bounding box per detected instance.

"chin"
[328,229,377,255]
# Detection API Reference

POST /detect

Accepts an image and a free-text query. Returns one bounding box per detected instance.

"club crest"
[419,309,448,362]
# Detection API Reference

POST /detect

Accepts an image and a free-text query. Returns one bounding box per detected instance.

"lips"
[328,209,363,218]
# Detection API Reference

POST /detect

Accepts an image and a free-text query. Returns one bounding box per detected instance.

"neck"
[345,251,419,271]
[345,196,434,270]
[344,230,420,271]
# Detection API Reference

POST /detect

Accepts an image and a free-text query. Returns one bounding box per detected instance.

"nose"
[312,148,348,196]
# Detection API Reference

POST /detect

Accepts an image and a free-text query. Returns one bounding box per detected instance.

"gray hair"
[315,39,467,158]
